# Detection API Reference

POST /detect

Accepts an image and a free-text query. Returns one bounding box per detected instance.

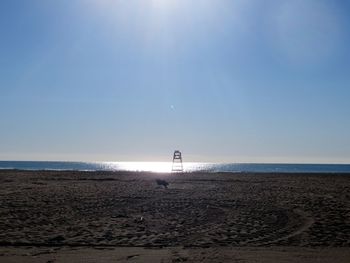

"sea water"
[0,161,350,173]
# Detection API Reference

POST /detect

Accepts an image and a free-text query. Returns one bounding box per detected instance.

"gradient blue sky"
[1,0,350,163]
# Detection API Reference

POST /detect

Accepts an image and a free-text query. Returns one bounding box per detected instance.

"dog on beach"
[156,179,169,188]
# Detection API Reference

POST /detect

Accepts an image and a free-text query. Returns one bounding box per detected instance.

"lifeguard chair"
[171,150,183,172]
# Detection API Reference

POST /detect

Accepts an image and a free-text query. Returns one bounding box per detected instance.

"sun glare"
[151,0,184,11]
[104,162,173,173]
[152,0,177,7]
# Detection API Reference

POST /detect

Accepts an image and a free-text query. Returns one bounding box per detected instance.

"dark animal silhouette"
[156,179,169,188]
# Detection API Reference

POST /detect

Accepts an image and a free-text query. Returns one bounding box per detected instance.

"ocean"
[0,161,350,173]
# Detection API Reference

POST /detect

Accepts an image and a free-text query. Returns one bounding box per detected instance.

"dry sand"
[0,170,349,262]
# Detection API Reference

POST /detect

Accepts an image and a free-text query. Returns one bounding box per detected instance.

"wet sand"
[0,170,349,262]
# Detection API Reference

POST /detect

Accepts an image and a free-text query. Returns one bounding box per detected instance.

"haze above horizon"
[1,0,350,164]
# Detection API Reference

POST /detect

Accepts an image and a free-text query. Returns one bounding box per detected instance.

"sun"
[151,0,182,10]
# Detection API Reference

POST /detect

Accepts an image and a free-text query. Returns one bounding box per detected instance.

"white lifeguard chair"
[171,150,183,172]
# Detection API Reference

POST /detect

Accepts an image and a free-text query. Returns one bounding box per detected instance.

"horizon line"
[0,159,350,165]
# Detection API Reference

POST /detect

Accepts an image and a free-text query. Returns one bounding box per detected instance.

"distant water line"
[1,161,350,173]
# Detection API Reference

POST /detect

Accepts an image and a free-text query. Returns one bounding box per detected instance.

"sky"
[1,0,350,163]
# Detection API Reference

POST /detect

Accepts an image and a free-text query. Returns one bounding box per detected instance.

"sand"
[0,170,349,262]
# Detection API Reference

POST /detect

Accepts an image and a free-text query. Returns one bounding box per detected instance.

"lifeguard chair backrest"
[173,150,182,158]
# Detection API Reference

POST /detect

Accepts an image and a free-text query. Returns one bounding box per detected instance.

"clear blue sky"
[1,0,350,163]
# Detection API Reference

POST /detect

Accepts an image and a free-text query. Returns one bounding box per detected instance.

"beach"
[0,170,349,262]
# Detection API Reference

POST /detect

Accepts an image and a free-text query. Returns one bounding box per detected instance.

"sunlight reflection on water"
[102,162,209,173]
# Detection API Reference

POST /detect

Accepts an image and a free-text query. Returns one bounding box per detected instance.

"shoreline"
[1,168,350,175]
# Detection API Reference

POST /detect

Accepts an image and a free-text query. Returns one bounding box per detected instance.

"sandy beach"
[0,170,349,262]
